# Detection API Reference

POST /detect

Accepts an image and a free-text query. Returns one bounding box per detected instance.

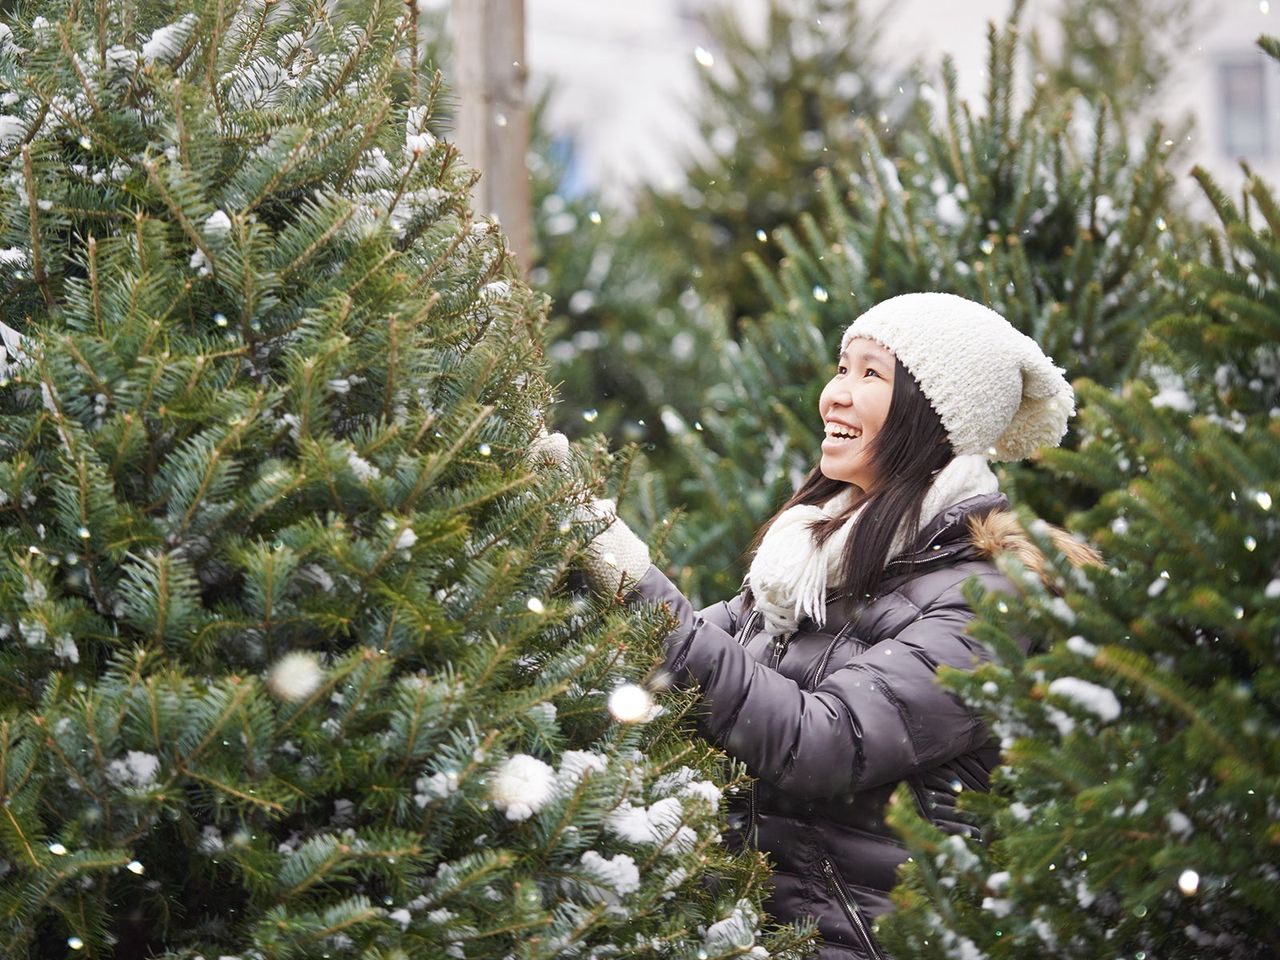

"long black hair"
[744,355,953,608]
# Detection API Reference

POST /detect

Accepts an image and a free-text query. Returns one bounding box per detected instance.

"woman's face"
[818,336,896,491]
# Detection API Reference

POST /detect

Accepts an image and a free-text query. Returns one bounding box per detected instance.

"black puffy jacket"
[629,493,1093,959]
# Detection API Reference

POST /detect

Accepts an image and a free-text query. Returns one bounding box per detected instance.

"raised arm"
[631,564,1011,799]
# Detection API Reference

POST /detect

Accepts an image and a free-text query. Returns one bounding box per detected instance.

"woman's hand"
[528,430,651,596]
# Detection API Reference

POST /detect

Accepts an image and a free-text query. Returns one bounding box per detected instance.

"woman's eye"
[864,367,880,379]
[836,364,847,376]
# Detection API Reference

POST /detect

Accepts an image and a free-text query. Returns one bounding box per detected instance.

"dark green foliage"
[0,1,813,956]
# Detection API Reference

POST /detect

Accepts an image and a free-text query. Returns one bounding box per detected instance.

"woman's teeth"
[825,424,861,441]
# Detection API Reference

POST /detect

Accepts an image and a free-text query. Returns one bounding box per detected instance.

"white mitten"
[574,498,652,596]
[528,431,651,595]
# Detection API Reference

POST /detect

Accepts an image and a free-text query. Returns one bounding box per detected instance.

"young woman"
[547,292,1098,960]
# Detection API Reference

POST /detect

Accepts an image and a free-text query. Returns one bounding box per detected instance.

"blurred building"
[522,0,1280,203]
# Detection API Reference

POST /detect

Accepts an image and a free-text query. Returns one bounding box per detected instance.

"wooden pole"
[451,0,532,273]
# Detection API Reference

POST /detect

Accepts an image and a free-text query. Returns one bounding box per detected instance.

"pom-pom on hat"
[840,292,1074,461]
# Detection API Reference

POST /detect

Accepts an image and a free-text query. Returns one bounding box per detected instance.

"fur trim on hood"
[967,510,1102,594]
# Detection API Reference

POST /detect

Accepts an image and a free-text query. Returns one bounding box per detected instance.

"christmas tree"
[871,57,1280,959]
[633,6,1186,605]
[635,0,914,326]
[527,90,727,449]
[0,1,812,956]
[532,0,911,455]
[1027,0,1206,130]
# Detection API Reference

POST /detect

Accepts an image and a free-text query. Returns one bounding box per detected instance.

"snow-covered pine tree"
[871,62,1280,959]
[633,6,1184,605]
[0,2,813,957]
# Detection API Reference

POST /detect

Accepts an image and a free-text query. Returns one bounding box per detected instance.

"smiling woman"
[818,337,897,491]
[550,292,1099,959]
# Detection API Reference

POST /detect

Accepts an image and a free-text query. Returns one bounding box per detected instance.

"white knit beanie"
[840,292,1075,461]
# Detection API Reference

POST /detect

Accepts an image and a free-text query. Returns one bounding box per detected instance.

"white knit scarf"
[745,455,999,637]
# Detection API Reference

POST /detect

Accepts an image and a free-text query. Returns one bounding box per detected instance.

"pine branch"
[141,158,217,279]
[21,147,53,309]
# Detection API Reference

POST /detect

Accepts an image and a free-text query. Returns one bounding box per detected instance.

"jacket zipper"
[744,779,759,848]
[769,631,791,668]
[739,611,762,847]
[810,636,837,688]
[820,857,886,960]
[743,623,792,850]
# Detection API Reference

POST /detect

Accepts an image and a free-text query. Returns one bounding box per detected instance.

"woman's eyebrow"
[840,348,890,365]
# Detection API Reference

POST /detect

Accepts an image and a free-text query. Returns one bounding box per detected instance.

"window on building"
[1219,58,1269,158]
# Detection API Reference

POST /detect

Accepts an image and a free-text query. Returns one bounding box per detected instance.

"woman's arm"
[630,564,1012,799]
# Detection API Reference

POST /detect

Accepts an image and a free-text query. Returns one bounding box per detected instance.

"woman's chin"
[820,455,868,489]
[819,456,851,484]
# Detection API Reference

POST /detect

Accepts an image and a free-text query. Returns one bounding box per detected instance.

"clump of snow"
[678,779,721,807]
[225,57,291,109]
[414,770,459,807]
[0,23,21,56]
[557,750,607,791]
[936,834,979,871]
[607,797,696,854]
[0,116,24,149]
[1047,596,1076,623]
[142,14,197,65]
[103,44,138,74]
[53,634,79,663]
[1048,677,1121,722]
[301,564,334,592]
[198,825,224,852]
[22,574,46,606]
[353,147,395,187]
[266,651,325,701]
[346,451,379,482]
[189,248,211,276]
[653,766,723,808]
[1149,365,1196,413]
[203,210,232,236]
[703,898,759,952]
[579,850,640,900]
[490,754,555,821]
[1065,635,1098,658]
[405,105,436,157]
[20,617,47,647]
[935,192,965,227]
[527,701,556,725]
[981,897,1012,917]
[107,751,161,787]
[1045,706,1076,737]
[1075,877,1096,908]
